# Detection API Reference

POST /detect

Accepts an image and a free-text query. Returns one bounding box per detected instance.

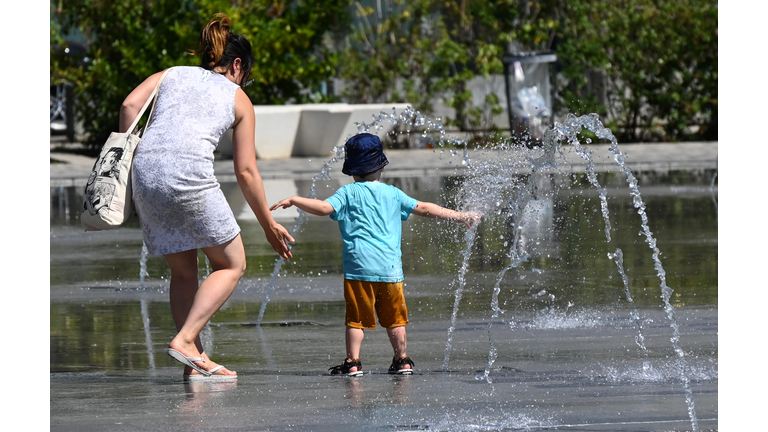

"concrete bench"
[217,103,412,160]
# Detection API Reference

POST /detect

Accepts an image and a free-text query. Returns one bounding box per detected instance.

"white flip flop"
[167,348,211,376]
[184,365,237,382]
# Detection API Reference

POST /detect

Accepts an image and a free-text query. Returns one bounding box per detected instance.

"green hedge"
[51,1,716,149]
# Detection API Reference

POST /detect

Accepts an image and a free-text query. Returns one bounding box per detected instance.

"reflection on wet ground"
[50,305,718,431]
[50,171,717,431]
[51,302,718,431]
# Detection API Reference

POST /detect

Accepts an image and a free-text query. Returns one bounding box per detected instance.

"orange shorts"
[344,279,409,329]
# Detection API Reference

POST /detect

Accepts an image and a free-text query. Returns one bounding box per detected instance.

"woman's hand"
[264,221,295,259]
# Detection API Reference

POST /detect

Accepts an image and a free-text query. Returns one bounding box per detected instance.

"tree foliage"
[335,0,523,135]
[51,0,350,148]
[335,0,717,143]
[555,0,718,142]
[233,0,350,104]
[51,0,717,148]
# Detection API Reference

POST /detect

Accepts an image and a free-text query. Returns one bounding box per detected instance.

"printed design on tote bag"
[84,181,116,215]
[97,147,125,179]
[84,146,125,215]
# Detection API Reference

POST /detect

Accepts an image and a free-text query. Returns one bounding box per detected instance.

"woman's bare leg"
[165,249,206,373]
[166,235,246,375]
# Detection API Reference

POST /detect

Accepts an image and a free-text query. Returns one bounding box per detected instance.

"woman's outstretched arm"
[231,89,294,259]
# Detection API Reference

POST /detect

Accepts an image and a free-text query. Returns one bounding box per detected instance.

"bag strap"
[128,67,172,135]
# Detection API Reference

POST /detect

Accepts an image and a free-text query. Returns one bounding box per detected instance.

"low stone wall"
[217,103,412,159]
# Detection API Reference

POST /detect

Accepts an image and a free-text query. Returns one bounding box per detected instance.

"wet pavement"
[50,141,718,186]
[50,139,719,431]
[50,293,718,432]
[50,253,719,431]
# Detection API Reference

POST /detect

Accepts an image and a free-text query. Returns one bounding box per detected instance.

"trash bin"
[502,51,557,144]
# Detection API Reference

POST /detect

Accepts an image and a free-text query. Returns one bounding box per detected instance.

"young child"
[270,133,481,376]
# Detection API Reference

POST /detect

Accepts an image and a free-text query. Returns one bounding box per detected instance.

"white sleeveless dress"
[132,66,241,256]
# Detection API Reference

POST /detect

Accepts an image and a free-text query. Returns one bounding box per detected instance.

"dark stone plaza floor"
[46,140,733,431]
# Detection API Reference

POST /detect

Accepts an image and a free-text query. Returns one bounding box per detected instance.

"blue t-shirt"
[325,181,418,282]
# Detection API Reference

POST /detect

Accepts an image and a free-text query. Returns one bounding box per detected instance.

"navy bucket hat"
[341,133,389,176]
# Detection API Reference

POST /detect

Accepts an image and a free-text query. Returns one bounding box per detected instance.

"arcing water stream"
[136,106,702,430]
[433,112,699,430]
[254,106,449,326]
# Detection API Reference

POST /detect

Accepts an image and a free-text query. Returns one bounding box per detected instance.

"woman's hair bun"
[192,13,232,68]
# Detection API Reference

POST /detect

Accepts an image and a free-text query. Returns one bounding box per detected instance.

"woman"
[118,13,293,381]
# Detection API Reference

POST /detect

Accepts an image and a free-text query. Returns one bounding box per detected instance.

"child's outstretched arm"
[270,196,335,216]
[412,201,482,228]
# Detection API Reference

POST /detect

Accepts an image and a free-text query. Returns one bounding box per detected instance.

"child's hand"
[270,198,294,211]
[460,211,483,228]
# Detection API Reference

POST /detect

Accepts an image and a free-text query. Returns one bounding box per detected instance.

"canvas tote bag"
[80,69,171,231]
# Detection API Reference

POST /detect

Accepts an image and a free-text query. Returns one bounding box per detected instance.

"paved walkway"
[49,138,719,431]
[51,141,718,187]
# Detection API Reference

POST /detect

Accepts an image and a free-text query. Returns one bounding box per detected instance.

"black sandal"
[328,358,363,377]
[388,356,414,375]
